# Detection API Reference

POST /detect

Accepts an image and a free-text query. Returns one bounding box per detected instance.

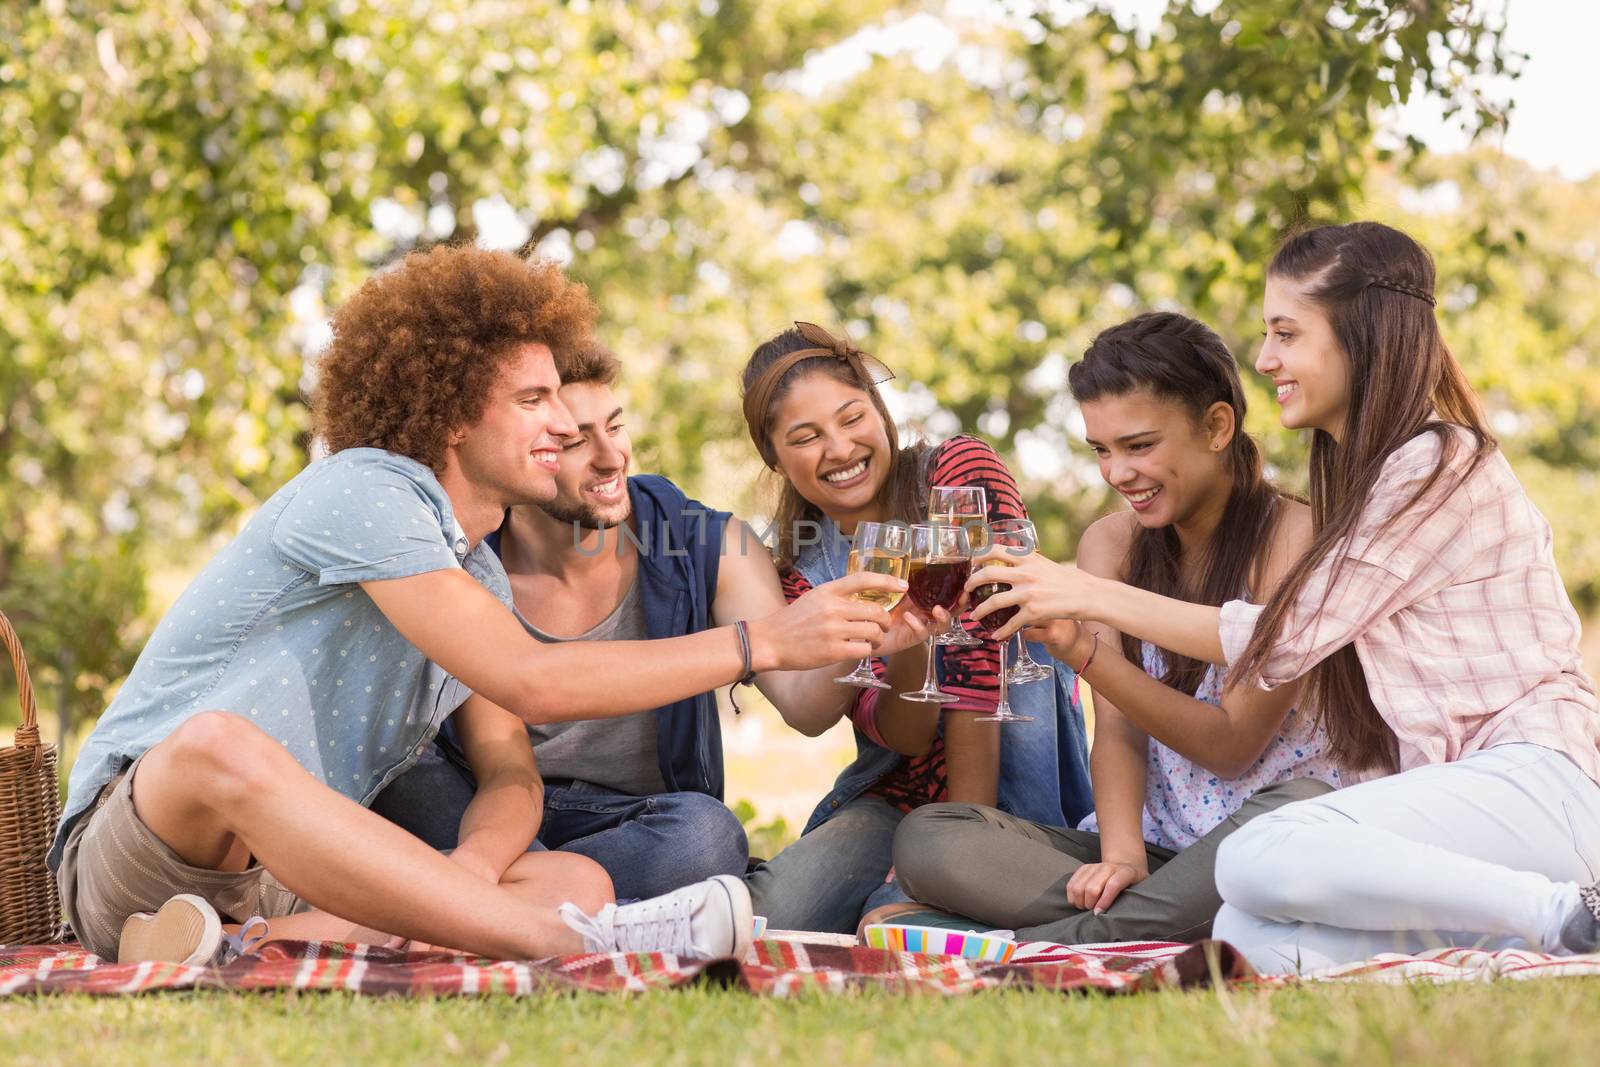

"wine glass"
[971,518,1037,724]
[927,485,985,648]
[1007,631,1053,686]
[834,521,911,689]
[900,523,972,704]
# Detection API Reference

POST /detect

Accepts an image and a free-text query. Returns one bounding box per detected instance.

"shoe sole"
[708,875,753,961]
[118,893,222,966]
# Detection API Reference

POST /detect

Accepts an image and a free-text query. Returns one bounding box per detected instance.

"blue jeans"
[745,794,911,934]
[370,747,748,901]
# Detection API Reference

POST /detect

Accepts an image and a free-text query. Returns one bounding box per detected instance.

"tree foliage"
[7,0,1591,741]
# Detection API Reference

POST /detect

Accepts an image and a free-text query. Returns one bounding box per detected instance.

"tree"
[7,0,1562,742]
[0,0,895,735]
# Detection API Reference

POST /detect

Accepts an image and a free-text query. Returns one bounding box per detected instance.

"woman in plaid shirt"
[970,222,1600,973]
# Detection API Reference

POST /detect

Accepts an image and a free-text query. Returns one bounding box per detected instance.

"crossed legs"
[118,711,612,959]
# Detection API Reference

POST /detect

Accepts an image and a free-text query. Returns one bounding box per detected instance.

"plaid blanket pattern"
[0,937,1236,998]
[8,937,1599,996]
[1285,946,1600,984]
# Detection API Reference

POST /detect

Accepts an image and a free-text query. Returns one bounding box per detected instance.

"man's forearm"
[757,663,857,736]
[454,772,542,880]
[367,566,897,728]
[502,626,750,725]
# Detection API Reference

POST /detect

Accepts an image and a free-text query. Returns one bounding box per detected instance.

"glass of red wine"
[972,518,1037,724]
[927,486,986,648]
[900,523,972,704]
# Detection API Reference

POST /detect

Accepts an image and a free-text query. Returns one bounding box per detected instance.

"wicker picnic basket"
[0,608,62,946]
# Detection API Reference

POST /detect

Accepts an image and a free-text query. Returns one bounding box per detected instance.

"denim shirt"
[796,517,1093,835]
[52,449,513,869]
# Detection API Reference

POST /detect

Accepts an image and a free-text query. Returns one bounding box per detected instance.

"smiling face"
[768,369,894,528]
[536,380,632,530]
[1258,274,1353,440]
[448,342,578,507]
[1081,388,1235,534]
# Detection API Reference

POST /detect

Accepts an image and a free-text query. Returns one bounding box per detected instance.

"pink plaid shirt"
[1220,427,1600,784]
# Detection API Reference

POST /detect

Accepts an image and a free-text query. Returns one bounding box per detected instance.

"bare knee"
[552,854,613,914]
[504,850,614,914]
[154,711,293,808]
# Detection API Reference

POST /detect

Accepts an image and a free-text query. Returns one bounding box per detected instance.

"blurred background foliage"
[2,0,1595,748]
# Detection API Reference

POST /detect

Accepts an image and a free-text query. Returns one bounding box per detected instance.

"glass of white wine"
[928,485,986,648]
[834,521,911,689]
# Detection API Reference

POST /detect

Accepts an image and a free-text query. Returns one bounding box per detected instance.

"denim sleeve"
[271,453,460,586]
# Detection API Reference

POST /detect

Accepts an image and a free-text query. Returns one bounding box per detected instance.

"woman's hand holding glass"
[878,598,947,659]
[969,518,1037,724]
[1021,617,1090,667]
[964,549,1104,645]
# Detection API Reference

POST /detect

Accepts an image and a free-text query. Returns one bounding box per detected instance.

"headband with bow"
[742,321,895,463]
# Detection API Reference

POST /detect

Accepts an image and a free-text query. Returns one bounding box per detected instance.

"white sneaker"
[118,894,270,967]
[559,875,753,961]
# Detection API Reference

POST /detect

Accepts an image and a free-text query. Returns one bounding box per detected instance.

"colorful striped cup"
[861,924,1017,962]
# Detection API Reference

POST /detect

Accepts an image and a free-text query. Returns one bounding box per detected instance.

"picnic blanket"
[0,937,1234,997]
[6,937,1600,997]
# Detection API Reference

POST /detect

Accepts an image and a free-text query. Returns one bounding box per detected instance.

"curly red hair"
[314,245,599,470]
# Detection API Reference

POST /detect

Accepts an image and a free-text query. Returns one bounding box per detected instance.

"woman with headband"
[739,321,1092,935]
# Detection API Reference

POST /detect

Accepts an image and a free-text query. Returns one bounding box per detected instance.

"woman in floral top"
[968,223,1600,972]
[894,312,1340,944]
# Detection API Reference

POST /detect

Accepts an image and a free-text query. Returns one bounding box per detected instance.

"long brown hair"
[1068,312,1285,695]
[1234,222,1495,772]
[740,326,932,568]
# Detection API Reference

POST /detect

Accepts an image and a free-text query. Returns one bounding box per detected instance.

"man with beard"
[373,344,937,898]
[54,248,923,968]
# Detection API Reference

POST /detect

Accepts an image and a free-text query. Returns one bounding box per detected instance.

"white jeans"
[1213,743,1600,975]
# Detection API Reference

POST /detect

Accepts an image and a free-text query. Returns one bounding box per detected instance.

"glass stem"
[996,638,1010,715]
[920,635,939,691]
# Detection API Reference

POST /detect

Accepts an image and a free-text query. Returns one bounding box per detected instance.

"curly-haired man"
[372,344,935,901]
[51,245,917,965]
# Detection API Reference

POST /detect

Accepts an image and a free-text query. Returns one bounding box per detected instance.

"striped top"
[781,434,1025,811]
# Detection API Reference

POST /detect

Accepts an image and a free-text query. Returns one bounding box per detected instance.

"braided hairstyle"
[1068,311,1285,695]
[1366,275,1437,305]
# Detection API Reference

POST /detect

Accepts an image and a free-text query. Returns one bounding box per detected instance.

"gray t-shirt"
[53,448,513,868]
[520,578,667,797]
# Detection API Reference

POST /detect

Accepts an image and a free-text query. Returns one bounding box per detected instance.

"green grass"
[3,981,1598,1066]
